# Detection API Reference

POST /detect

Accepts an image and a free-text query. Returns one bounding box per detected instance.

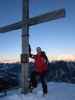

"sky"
[0,0,75,62]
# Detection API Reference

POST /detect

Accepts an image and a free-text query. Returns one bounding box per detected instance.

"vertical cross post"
[21,0,29,93]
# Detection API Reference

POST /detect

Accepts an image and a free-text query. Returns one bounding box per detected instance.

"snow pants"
[29,71,48,94]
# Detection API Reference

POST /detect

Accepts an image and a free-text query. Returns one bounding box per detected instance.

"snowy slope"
[0,82,75,100]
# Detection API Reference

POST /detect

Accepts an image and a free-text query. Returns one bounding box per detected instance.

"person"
[29,45,48,96]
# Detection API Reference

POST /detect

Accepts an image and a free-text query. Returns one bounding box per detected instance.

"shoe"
[43,92,48,96]
[29,86,34,93]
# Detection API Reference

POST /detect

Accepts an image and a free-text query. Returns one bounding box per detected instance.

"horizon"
[0,54,75,63]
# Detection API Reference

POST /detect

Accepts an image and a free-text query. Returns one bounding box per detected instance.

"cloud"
[48,55,75,61]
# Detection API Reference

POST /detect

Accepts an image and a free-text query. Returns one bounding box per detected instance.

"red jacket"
[34,52,48,73]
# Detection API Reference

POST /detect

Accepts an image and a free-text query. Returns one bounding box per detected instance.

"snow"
[0,82,75,100]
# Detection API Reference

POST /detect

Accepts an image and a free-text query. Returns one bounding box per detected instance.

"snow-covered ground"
[0,82,75,100]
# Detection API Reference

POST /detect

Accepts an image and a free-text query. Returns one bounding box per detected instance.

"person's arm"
[42,51,49,64]
[30,53,35,59]
[29,44,35,59]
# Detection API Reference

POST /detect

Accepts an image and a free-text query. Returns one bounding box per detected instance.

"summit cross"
[0,0,65,93]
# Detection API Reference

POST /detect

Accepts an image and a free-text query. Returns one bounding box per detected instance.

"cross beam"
[0,0,66,94]
[0,9,65,33]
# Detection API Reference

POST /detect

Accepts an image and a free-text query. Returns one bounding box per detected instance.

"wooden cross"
[0,0,65,93]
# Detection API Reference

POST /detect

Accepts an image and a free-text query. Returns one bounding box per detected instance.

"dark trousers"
[29,71,48,94]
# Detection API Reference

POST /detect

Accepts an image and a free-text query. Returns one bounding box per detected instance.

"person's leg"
[32,71,38,88]
[29,71,37,92]
[40,72,48,95]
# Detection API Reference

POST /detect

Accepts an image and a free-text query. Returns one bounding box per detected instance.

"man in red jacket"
[29,46,48,96]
